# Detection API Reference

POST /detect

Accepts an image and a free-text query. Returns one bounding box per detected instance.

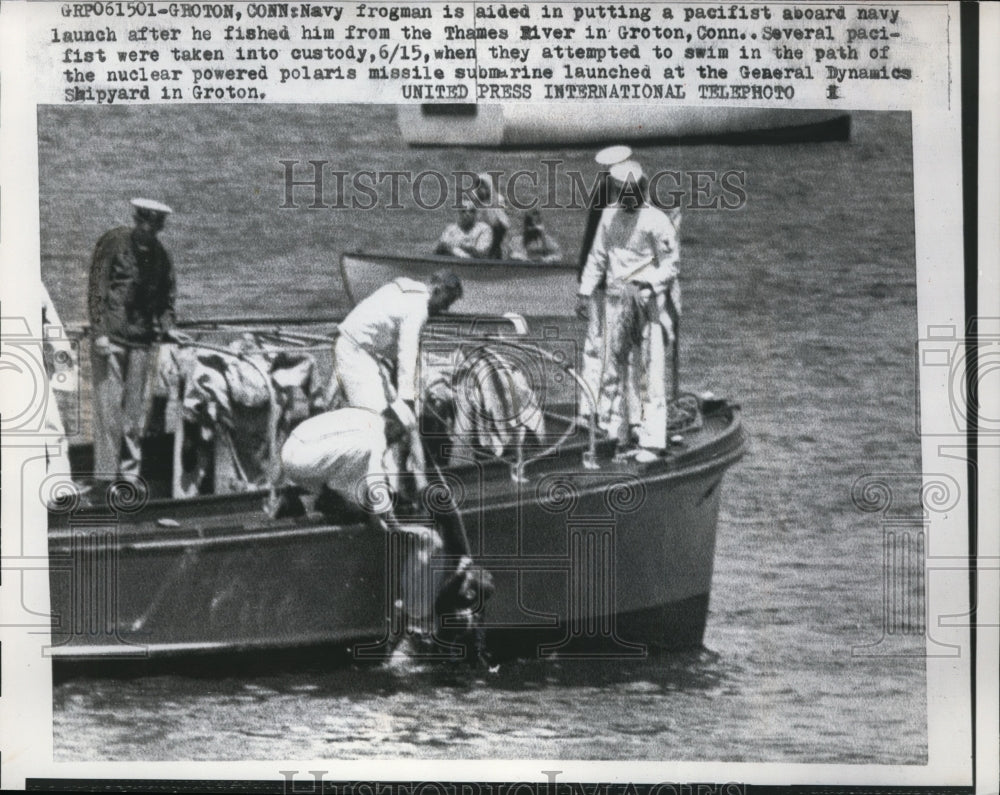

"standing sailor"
[87,198,175,486]
[321,273,486,645]
[577,145,633,423]
[576,161,680,461]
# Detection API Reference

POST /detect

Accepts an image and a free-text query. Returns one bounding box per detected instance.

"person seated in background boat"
[576,160,681,463]
[509,208,563,264]
[434,201,492,259]
[472,172,511,259]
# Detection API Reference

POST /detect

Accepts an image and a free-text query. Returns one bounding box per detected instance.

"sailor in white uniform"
[577,145,633,424]
[329,271,463,419]
[280,405,421,524]
[577,160,681,459]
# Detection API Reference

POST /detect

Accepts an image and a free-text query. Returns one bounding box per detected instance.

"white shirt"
[338,278,428,403]
[281,408,389,498]
[578,205,679,297]
[437,221,492,258]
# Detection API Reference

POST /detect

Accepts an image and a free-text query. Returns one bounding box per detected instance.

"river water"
[41,107,925,763]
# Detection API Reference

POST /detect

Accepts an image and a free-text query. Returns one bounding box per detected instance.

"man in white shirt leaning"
[330,270,463,418]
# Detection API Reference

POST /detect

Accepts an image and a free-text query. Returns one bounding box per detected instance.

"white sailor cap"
[608,160,645,184]
[131,198,173,217]
[595,145,633,167]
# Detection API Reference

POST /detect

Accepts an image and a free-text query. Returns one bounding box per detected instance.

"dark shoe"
[269,491,306,520]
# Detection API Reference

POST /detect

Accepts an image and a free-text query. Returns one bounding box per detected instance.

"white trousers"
[331,335,393,412]
[280,408,389,505]
[588,284,673,450]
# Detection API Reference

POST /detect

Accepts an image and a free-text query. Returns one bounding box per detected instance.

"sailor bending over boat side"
[278,405,490,657]
[278,405,419,528]
[576,161,681,461]
[87,198,176,489]
[329,270,463,418]
[434,201,493,259]
[327,270,462,518]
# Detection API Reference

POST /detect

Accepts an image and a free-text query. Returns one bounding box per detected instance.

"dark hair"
[523,209,544,245]
[133,208,167,228]
[431,269,463,300]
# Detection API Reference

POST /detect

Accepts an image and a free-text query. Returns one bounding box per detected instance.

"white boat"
[398,105,851,147]
[340,251,580,317]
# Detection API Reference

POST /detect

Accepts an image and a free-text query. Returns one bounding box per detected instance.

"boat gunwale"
[49,406,747,546]
[342,250,579,273]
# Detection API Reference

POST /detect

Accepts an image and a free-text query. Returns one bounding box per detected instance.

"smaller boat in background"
[398,105,851,148]
[340,251,580,318]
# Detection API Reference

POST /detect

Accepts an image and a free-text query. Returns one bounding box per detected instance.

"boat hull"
[398,105,851,148]
[48,407,745,661]
[340,251,580,317]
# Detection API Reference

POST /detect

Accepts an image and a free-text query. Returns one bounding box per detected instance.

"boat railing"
[422,329,601,476]
[491,336,601,474]
[162,332,285,510]
[61,315,602,496]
